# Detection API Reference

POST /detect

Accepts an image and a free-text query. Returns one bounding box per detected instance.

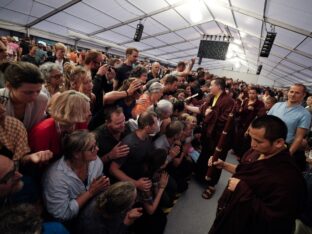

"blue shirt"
[42,156,103,221]
[268,102,311,143]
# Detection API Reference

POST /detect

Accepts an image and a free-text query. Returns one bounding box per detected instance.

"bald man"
[147,62,161,82]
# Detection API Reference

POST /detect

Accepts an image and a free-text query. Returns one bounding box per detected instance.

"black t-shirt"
[94,125,130,174]
[92,74,113,114]
[115,63,133,89]
[116,132,154,180]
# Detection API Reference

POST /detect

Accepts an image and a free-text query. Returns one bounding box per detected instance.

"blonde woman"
[29,90,91,159]
[47,42,69,71]
[78,71,96,111]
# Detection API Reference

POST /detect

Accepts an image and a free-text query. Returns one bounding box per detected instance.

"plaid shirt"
[0,116,30,160]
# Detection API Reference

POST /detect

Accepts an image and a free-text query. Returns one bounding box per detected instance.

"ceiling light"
[233,39,242,45]
[190,2,202,23]
[240,32,247,38]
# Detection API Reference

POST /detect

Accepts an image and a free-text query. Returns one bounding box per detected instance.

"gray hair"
[152,99,173,118]
[39,62,62,82]
[148,82,163,93]
[63,130,95,160]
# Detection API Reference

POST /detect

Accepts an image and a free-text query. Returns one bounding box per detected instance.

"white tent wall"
[210,69,282,87]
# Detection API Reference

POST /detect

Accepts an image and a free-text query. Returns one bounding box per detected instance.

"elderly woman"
[43,130,110,221]
[40,62,64,98]
[29,90,91,159]
[132,82,163,118]
[0,62,48,130]
[147,99,173,134]
[76,181,142,234]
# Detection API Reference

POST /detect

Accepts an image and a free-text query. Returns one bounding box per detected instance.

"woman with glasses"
[29,90,91,160]
[0,62,48,130]
[39,62,64,99]
[42,130,110,222]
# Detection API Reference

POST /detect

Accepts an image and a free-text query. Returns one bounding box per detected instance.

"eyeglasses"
[86,144,98,153]
[0,160,19,184]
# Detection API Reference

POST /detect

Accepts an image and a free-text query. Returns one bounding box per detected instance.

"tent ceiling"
[0,0,312,86]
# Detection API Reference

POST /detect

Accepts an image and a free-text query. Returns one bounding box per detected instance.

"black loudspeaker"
[134,23,144,42]
[197,40,230,60]
[260,32,276,57]
[256,65,263,75]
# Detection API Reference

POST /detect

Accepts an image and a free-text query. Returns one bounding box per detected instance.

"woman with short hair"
[39,62,64,98]
[43,130,109,221]
[29,90,91,159]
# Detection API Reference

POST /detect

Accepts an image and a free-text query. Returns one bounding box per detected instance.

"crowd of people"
[0,35,312,234]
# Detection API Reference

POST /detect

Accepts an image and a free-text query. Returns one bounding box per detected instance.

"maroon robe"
[209,149,306,234]
[195,92,235,184]
[233,99,265,157]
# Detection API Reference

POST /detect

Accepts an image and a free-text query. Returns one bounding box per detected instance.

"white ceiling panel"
[123,41,151,50]
[280,60,304,71]
[129,18,168,35]
[65,3,119,28]
[96,31,131,44]
[231,0,265,16]
[152,9,189,30]
[33,20,69,36]
[146,48,167,55]
[199,21,223,35]
[296,38,312,55]
[206,2,236,28]
[270,45,291,57]
[290,72,311,82]
[175,1,213,25]
[286,52,312,67]
[84,0,142,21]
[275,64,294,74]
[235,12,262,36]
[140,38,166,47]
[156,32,184,44]
[267,0,312,32]
[175,28,201,41]
[112,25,137,38]
[4,0,53,18]
[128,0,168,13]
[37,0,72,8]
[300,69,312,78]
[0,8,36,25]
[273,26,306,48]
[173,42,195,50]
[159,45,180,53]
[48,12,102,34]
[0,0,12,7]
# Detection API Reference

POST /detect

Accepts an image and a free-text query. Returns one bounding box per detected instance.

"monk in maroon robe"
[185,78,234,198]
[233,87,265,158]
[208,115,306,234]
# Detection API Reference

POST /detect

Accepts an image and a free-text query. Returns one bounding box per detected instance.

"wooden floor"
[164,154,236,234]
